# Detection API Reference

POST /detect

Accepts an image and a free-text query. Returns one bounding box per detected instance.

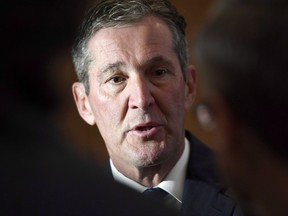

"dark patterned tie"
[143,187,181,211]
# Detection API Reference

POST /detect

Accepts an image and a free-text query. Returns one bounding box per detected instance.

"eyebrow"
[102,61,125,73]
[97,55,176,78]
[143,56,176,71]
[97,61,125,79]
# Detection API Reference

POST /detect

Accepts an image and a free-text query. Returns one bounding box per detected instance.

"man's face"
[74,16,195,169]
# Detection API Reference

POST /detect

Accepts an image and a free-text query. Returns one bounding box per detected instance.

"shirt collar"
[110,138,190,202]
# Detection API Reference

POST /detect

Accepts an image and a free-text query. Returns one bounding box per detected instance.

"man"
[72,0,239,215]
[193,1,288,216]
[0,1,174,215]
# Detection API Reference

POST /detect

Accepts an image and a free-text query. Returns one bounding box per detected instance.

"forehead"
[86,16,177,71]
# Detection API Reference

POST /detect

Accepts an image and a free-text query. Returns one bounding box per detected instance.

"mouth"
[135,125,155,131]
[128,122,162,136]
[132,122,160,131]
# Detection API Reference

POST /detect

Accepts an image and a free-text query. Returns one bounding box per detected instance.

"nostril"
[128,94,154,110]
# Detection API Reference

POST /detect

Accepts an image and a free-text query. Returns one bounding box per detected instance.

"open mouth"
[128,123,162,138]
[136,126,154,131]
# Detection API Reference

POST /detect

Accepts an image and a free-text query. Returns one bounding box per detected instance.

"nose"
[128,76,155,110]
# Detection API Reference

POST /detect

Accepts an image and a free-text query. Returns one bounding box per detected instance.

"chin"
[128,149,166,168]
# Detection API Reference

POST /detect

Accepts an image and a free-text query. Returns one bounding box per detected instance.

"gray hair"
[72,0,187,95]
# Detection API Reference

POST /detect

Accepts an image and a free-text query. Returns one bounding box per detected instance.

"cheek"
[88,92,115,125]
[160,87,186,124]
[93,102,118,126]
[167,86,186,112]
[89,87,117,118]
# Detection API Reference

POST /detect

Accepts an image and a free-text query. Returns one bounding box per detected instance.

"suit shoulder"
[185,130,221,188]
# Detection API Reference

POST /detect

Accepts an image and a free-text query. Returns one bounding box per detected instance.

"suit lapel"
[182,131,236,216]
[181,179,236,216]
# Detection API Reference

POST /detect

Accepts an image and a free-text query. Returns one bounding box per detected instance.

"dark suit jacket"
[107,130,244,216]
[181,131,243,216]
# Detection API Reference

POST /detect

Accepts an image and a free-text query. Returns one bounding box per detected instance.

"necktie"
[142,187,181,211]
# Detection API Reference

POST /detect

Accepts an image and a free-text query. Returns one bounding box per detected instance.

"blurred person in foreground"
[193,1,288,216]
[71,0,242,215]
[0,1,174,215]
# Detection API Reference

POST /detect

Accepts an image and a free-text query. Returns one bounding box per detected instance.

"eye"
[107,76,126,84]
[154,68,169,77]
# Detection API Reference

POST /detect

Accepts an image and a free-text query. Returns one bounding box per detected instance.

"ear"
[72,82,96,125]
[196,92,239,151]
[184,65,197,111]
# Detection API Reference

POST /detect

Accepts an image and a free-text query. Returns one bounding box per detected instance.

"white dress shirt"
[110,138,190,204]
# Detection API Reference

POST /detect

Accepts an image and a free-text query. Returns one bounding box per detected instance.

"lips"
[132,122,160,132]
[136,125,154,131]
[127,122,164,140]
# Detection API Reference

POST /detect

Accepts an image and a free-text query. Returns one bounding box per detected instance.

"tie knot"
[143,187,169,201]
[142,187,181,211]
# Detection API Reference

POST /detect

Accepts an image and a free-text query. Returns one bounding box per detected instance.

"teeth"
[138,126,152,131]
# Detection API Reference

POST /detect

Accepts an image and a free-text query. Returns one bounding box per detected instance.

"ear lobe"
[184,65,197,111]
[72,82,95,125]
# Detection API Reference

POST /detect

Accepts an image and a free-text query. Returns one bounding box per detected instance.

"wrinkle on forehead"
[87,16,177,76]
